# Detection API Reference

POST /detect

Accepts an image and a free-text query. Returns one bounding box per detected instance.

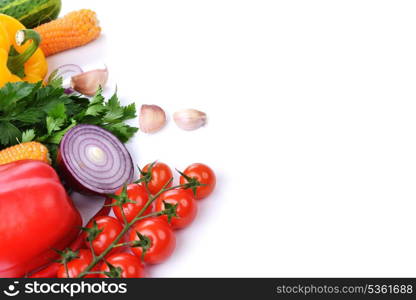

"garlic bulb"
[173,109,207,131]
[71,67,109,96]
[139,104,167,134]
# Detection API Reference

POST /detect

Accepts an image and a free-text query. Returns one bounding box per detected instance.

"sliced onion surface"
[58,125,134,195]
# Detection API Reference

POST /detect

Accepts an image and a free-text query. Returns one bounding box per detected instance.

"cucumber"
[0,0,61,28]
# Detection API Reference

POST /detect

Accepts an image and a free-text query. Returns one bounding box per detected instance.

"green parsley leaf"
[21,129,36,142]
[48,102,67,120]
[90,87,105,105]
[46,119,77,144]
[0,82,35,112]
[46,71,64,89]
[106,91,120,108]
[123,103,137,120]
[12,109,44,124]
[103,106,124,123]
[0,122,21,146]
[46,116,65,135]
[0,81,138,164]
[85,104,106,116]
[103,123,139,143]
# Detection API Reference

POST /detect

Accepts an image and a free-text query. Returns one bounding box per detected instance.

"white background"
[47,0,416,277]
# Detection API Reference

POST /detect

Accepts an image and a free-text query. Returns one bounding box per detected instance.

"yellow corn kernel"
[34,9,101,57]
[0,142,51,166]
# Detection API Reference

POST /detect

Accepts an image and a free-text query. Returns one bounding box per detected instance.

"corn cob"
[34,9,101,57]
[0,142,51,166]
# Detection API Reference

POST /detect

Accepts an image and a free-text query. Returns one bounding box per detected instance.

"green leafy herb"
[0,81,138,161]
[21,129,36,142]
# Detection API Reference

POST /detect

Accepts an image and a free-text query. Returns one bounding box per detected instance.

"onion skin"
[48,64,83,90]
[64,88,74,94]
[58,125,134,195]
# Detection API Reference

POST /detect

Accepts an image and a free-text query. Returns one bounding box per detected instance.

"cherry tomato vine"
[53,161,215,278]
[54,162,209,278]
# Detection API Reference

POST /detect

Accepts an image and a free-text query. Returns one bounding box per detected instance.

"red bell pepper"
[29,197,112,278]
[0,160,81,277]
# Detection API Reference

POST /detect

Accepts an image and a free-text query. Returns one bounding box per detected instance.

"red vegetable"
[112,184,151,223]
[130,218,176,264]
[58,124,134,195]
[99,253,145,278]
[141,162,173,195]
[57,249,98,278]
[84,216,124,256]
[156,189,197,229]
[180,163,216,200]
[28,197,112,278]
[0,160,82,278]
[28,235,84,278]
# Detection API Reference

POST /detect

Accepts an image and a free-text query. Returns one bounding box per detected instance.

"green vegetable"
[0,0,61,28]
[0,79,138,162]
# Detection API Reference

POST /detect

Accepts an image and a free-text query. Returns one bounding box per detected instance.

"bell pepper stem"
[7,29,41,78]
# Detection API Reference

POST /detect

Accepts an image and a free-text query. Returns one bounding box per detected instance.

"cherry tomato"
[84,216,124,256]
[99,253,145,278]
[156,189,197,229]
[57,249,97,278]
[180,163,216,199]
[141,162,173,195]
[112,184,151,223]
[129,218,176,264]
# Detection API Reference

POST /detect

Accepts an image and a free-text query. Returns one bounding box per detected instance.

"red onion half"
[58,125,134,195]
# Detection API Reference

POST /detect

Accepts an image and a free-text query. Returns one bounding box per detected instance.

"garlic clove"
[71,67,109,96]
[139,104,167,134]
[173,109,207,131]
